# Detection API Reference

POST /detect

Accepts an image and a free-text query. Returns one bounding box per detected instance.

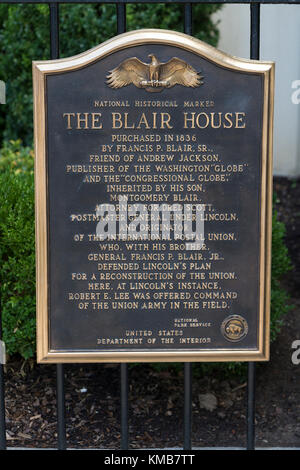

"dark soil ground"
[3,176,300,450]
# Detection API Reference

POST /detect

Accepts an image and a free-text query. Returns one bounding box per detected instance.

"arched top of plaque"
[33,28,273,75]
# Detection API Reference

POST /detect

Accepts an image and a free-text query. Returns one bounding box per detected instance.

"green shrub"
[0,3,221,146]
[0,152,35,359]
[0,143,293,367]
[270,207,293,341]
[0,139,34,175]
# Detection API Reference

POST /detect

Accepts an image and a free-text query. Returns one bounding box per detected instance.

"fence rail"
[1,0,300,4]
[0,0,297,451]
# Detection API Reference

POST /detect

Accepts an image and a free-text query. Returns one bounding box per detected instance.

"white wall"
[213,5,300,177]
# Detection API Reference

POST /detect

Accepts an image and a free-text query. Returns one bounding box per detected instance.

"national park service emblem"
[106,54,203,92]
[221,315,249,342]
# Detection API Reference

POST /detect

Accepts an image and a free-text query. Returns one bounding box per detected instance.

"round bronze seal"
[221,315,248,342]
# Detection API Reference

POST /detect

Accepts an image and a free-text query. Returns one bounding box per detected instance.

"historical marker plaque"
[33,30,274,362]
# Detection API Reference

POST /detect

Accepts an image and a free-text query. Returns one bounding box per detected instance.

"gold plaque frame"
[33,29,274,363]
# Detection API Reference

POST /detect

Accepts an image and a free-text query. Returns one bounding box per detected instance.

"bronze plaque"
[33,30,274,363]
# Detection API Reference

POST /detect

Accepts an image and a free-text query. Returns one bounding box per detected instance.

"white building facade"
[213,5,300,177]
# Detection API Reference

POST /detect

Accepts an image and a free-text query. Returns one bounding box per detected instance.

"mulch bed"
[3,176,300,449]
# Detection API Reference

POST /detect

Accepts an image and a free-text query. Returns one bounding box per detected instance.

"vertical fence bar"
[0,363,5,450]
[183,3,193,451]
[184,363,192,450]
[49,2,59,60]
[116,2,128,450]
[247,2,260,450]
[120,363,129,450]
[49,2,66,451]
[184,3,193,36]
[247,362,256,450]
[117,3,126,35]
[56,363,67,450]
[0,298,6,450]
[250,3,260,60]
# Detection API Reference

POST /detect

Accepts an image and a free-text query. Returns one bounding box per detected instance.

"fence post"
[250,3,260,60]
[116,2,129,451]
[184,3,193,36]
[246,1,260,451]
[49,2,67,451]
[56,363,67,450]
[0,298,6,450]
[49,2,59,60]
[117,3,126,35]
[121,363,129,449]
[247,362,256,450]
[184,363,192,449]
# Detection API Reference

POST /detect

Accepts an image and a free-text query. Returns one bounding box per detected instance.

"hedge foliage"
[0,3,222,146]
[0,142,35,358]
[0,141,293,362]
[270,205,293,341]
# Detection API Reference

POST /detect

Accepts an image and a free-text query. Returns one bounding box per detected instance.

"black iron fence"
[0,0,299,451]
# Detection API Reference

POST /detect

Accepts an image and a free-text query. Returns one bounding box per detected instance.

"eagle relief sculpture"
[106,54,203,92]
